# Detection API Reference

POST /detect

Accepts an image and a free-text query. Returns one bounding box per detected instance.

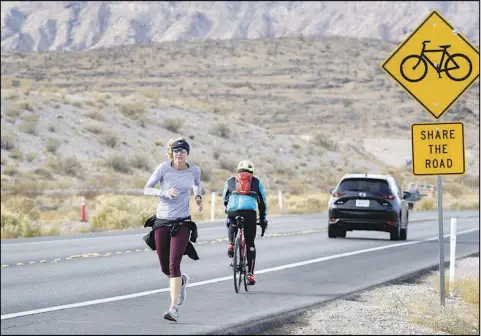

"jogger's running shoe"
[178,273,189,306]
[164,305,179,322]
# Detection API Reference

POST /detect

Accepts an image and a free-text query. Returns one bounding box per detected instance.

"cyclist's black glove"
[257,218,268,237]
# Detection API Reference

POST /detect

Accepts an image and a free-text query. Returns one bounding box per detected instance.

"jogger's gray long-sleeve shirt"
[144,160,202,220]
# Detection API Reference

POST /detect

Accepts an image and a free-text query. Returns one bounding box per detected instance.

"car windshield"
[338,178,391,196]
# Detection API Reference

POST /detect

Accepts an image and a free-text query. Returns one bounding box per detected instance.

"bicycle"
[230,216,266,293]
[400,40,472,83]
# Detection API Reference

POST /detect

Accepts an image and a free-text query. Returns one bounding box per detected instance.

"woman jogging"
[144,136,203,322]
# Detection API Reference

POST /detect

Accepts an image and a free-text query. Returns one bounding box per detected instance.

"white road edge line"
[1,227,478,321]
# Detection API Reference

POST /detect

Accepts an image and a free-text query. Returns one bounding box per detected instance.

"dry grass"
[1,197,41,238]
[89,195,157,231]
[449,195,480,211]
[414,197,437,211]
[0,191,332,238]
[405,271,480,335]
[412,193,479,211]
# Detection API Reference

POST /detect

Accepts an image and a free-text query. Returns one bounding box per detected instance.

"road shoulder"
[257,254,479,335]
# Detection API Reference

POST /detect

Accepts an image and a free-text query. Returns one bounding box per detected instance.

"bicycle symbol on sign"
[400,40,472,82]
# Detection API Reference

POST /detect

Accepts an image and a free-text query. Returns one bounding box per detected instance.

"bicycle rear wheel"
[233,236,242,293]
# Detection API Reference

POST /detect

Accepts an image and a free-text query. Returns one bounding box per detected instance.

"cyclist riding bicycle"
[222,160,268,285]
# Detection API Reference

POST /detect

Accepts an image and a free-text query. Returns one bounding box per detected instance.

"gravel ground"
[261,256,479,335]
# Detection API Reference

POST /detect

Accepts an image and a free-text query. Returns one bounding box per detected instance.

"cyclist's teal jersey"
[222,176,268,221]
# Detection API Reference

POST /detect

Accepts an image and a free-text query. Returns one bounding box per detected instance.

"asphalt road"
[1,210,479,335]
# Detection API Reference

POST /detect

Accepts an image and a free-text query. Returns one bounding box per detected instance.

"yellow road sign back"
[381,10,479,120]
[411,122,465,176]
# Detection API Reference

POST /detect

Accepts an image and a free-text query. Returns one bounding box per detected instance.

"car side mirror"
[403,191,411,199]
[329,188,334,195]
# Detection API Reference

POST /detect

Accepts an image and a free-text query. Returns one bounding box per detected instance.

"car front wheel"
[400,217,408,241]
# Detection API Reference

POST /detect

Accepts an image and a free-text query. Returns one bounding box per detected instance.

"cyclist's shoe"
[164,305,179,322]
[246,273,256,285]
[177,273,189,306]
[227,243,234,258]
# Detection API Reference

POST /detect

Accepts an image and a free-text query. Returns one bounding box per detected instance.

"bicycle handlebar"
[422,40,431,44]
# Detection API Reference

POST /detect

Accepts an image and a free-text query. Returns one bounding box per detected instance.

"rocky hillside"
[1,33,479,197]
[1,1,479,52]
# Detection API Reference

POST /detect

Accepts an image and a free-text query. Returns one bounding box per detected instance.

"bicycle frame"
[416,42,460,72]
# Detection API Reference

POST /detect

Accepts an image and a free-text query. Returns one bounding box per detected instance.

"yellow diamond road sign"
[411,122,465,176]
[381,10,480,120]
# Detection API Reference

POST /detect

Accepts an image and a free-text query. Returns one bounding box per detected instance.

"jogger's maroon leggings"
[154,225,189,278]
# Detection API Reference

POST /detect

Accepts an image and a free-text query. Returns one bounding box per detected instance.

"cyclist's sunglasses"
[172,148,188,154]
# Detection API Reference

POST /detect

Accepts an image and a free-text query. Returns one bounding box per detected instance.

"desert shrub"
[19,114,40,134]
[8,150,22,160]
[58,156,82,176]
[210,122,230,138]
[90,195,157,231]
[103,131,117,148]
[45,138,61,153]
[1,134,15,150]
[120,102,146,119]
[108,154,132,174]
[163,118,184,132]
[1,197,41,238]
[26,152,36,162]
[84,109,105,121]
[131,154,151,171]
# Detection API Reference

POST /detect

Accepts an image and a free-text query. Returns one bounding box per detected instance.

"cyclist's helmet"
[237,160,255,174]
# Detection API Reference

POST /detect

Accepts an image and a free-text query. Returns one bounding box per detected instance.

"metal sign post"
[436,175,445,306]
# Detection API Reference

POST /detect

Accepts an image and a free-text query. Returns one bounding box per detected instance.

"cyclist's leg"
[227,211,238,258]
[228,218,238,243]
[242,210,257,275]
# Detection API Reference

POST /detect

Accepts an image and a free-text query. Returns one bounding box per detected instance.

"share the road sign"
[411,122,465,176]
[381,10,480,120]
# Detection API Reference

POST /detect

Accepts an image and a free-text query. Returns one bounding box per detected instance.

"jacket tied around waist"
[143,215,199,260]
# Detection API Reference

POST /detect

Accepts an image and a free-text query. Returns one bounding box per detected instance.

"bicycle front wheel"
[233,237,242,293]
[400,55,428,82]
[445,53,472,81]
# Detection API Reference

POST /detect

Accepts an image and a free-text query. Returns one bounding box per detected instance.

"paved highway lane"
[1,210,474,265]
[1,210,479,334]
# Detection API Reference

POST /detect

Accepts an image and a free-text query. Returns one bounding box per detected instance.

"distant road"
[1,210,479,335]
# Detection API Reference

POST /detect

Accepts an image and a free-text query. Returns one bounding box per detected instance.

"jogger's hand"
[196,198,203,212]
